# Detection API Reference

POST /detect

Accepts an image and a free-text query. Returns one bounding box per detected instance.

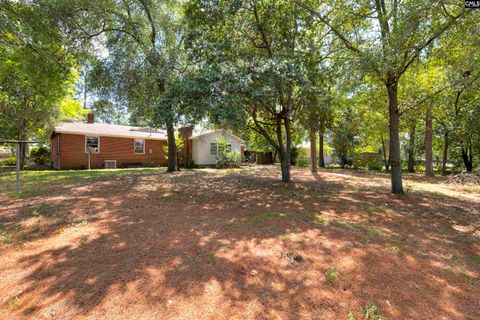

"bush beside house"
[30,146,50,165]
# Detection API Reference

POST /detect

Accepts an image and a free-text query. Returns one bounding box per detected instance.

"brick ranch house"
[51,113,245,170]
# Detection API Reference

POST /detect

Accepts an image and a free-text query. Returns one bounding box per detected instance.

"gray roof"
[54,122,167,140]
[190,129,246,144]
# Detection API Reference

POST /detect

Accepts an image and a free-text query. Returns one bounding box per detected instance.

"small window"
[85,136,99,153]
[210,143,217,156]
[134,139,145,154]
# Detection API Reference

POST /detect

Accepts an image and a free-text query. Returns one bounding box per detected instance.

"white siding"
[191,131,243,165]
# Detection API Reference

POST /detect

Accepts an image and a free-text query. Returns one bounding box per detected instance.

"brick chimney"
[177,126,193,167]
[178,126,193,139]
[87,112,94,124]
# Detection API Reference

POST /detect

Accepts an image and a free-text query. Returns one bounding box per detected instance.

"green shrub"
[367,158,382,171]
[215,136,241,168]
[216,151,241,168]
[29,145,50,165]
[290,146,299,165]
[297,157,310,167]
[0,156,16,166]
[340,157,353,168]
[186,159,196,169]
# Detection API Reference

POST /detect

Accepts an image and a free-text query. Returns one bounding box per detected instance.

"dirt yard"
[0,166,479,319]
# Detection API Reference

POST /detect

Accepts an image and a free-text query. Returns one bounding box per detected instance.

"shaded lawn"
[0,166,479,319]
[0,167,169,197]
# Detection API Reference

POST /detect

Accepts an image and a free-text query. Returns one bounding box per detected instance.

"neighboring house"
[0,147,13,159]
[51,113,245,169]
[324,150,338,166]
[190,129,245,166]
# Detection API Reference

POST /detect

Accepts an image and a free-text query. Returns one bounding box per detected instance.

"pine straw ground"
[0,166,479,320]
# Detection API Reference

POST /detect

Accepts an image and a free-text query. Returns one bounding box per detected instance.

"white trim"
[134,139,145,154]
[56,130,167,141]
[85,135,100,154]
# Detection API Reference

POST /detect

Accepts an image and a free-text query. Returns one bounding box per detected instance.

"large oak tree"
[299,0,465,193]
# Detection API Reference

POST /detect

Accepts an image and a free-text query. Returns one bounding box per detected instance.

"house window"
[85,136,99,153]
[210,143,217,156]
[134,139,145,154]
[211,143,231,156]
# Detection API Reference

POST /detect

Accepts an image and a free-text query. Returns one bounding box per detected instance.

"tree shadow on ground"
[1,167,479,319]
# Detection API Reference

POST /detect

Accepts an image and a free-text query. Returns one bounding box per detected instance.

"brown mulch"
[0,167,479,320]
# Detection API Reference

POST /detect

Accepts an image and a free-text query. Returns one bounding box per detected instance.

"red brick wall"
[56,134,168,169]
[185,139,192,166]
[177,127,193,166]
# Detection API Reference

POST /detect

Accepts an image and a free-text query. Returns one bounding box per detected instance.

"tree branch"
[295,0,360,53]
[139,0,156,47]
[399,8,464,76]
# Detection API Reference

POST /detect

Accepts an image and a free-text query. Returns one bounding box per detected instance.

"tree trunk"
[281,115,291,182]
[278,142,291,181]
[407,122,416,173]
[462,142,473,172]
[441,132,449,176]
[274,115,290,182]
[318,127,325,168]
[166,122,177,172]
[275,114,291,182]
[310,128,317,172]
[280,158,290,181]
[272,149,277,164]
[424,108,434,177]
[469,142,473,172]
[381,133,390,172]
[386,81,403,194]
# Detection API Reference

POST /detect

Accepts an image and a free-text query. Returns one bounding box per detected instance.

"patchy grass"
[249,211,287,226]
[311,213,328,226]
[279,229,301,242]
[349,304,386,320]
[331,220,381,237]
[325,267,339,284]
[226,211,287,229]
[0,224,13,244]
[0,166,479,320]
[0,167,167,196]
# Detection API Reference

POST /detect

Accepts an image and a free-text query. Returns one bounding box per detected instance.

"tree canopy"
[1,0,478,185]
